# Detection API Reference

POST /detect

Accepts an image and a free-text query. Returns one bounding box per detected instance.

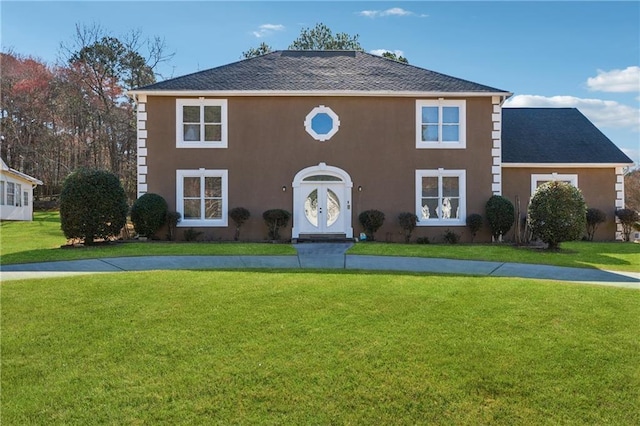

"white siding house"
[0,158,43,221]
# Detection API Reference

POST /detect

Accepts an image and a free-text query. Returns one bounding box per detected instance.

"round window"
[304,105,340,141]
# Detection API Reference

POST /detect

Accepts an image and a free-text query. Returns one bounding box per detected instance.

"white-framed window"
[304,105,340,141]
[15,184,22,206]
[176,99,228,148]
[416,100,466,149]
[7,182,15,206]
[176,169,228,227]
[416,169,466,226]
[531,173,578,196]
[23,191,29,207]
[0,181,4,205]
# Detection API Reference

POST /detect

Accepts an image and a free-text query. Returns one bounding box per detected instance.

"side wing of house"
[501,108,634,241]
[129,51,510,242]
[0,159,43,221]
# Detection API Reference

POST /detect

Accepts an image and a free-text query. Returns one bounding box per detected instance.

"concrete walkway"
[1,242,638,289]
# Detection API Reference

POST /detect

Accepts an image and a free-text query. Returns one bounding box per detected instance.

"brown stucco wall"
[145,96,496,242]
[502,167,619,241]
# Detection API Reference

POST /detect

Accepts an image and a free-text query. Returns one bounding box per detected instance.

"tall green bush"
[263,209,291,240]
[398,212,418,243]
[59,168,128,245]
[485,195,514,241]
[229,207,251,241]
[466,213,483,242]
[359,210,385,241]
[585,208,606,241]
[130,193,168,238]
[615,208,640,242]
[528,181,586,249]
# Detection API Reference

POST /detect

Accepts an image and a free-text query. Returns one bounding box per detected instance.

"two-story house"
[128,51,632,242]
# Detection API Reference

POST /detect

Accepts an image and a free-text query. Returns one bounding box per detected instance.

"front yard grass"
[348,241,640,273]
[2,271,639,424]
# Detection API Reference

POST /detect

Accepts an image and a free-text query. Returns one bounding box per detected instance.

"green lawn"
[2,212,639,273]
[349,241,640,272]
[0,212,295,265]
[2,271,638,424]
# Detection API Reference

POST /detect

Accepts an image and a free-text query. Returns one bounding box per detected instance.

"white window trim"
[304,105,340,142]
[23,191,29,207]
[176,99,228,148]
[531,173,578,196]
[0,181,4,206]
[176,169,228,227]
[416,99,466,149]
[415,169,467,226]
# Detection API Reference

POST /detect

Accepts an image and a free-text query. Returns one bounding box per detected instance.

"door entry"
[292,163,353,239]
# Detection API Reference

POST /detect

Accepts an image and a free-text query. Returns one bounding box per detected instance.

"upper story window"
[176,99,228,148]
[416,100,466,149]
[304,105,340,142]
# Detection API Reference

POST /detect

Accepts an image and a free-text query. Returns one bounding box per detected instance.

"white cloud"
[370,49,405,57]
[251,23,285,38]
[504,94,640,131]
[358,8,427,18]
[587,66,640,93]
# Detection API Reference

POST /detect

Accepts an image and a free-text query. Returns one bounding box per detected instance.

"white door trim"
[292,162,353,239]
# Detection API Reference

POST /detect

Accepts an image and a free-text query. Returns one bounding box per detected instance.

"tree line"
[1,24,172,201]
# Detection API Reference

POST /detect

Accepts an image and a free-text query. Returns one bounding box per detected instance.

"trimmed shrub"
[443,229,460,244]
[615,208,640,242]
[416,236,430,244]
[585,208,606,241]
[466,213,483,242]
[229,207,251,241]
[184,228,202,242]
[60,168,128,245]
[166,211,182,241]
[528,181,587,249]
[130,193,168,238]
[485,195,515,241]
[263,209,291,240]
[398,212,418,243]
[359,210,385,241]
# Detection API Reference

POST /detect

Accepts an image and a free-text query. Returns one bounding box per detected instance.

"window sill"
[176,141,227,149]
[178,220,227,228]
[417,220,466,227]
[416,142,466,149]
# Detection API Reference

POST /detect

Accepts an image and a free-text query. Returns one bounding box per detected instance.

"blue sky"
[2,1,639,165]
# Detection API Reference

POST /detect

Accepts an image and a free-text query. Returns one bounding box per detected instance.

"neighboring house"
[0,158,43,221]
[128,50,633,242]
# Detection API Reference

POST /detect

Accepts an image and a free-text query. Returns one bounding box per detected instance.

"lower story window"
[23,191,29,207]
[7,182,15,206]
[416,169,466,226]
[176,169,228,227]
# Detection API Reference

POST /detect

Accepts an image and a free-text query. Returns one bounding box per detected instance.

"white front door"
[292,163,353,239]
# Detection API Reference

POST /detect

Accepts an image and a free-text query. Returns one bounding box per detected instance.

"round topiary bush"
[229,207,251,241]
[359,209,385,241]
[60,168,128,245]
[262,209,291,240]
[130,193,168,238]
[398,212,418,243]
[485,195,515,241]
[528,181,587,249]
[585,207,606,241]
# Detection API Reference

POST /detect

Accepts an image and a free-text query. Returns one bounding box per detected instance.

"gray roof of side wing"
[134,50,509,93]
[502,108,633,164]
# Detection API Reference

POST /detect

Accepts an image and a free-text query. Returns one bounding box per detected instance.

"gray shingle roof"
[136,50,509,93]
[502,108,633,164]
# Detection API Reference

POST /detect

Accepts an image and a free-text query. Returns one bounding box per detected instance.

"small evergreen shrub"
[466,213,483,242]
[166,211,181,241]
[263,209,291,240]
[359,209,385,241]
[416,236,430,244]
[130,193,168,238]
[528,181,587,249]
[485,195,515,241]
[229,207,251,241]
[585,208,606,241]
[398,212,418,243]
[443,229,460,244]
[60,168,128,245]
[184,228,203,242]
[615,208,640,242]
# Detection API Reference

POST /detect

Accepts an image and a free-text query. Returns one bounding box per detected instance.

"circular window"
[304,105,340,141]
